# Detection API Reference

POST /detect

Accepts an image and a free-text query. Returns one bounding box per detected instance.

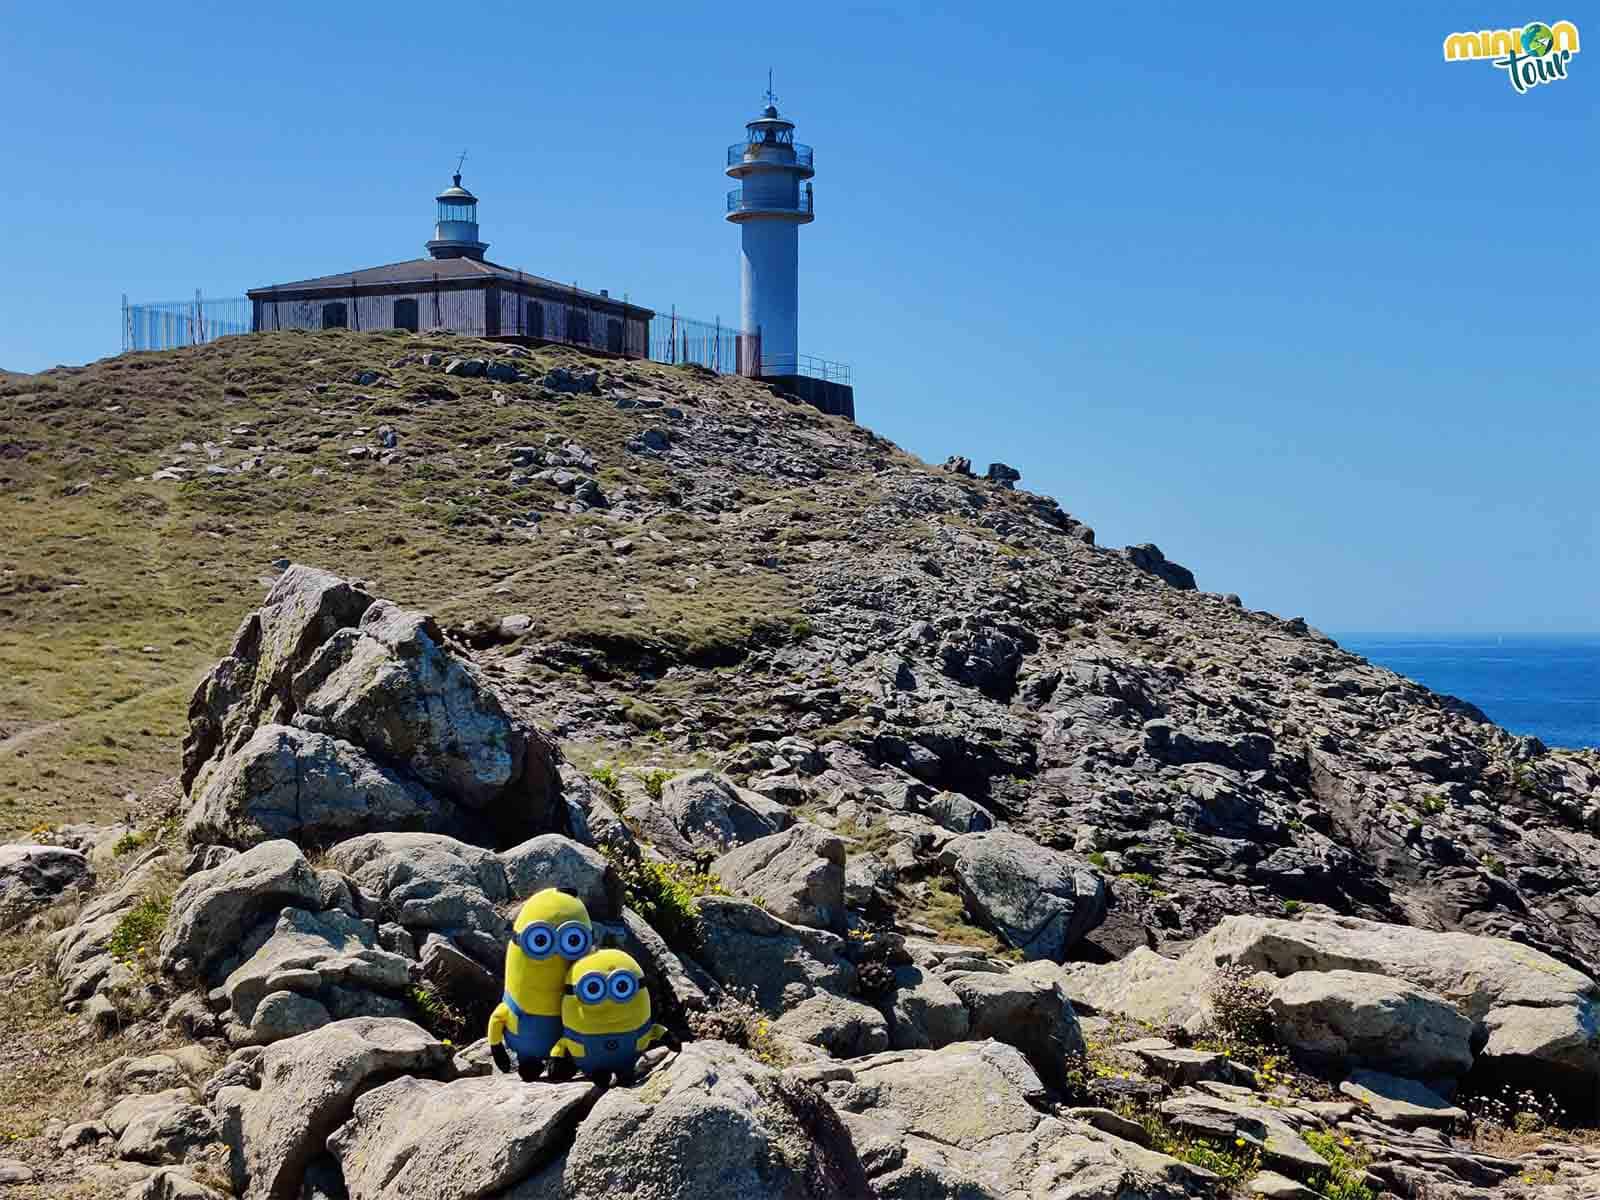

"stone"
[215,1017,450,1200]
[128,1169,230,1199]
[419,933,499,1014]
[618,906,712,1016]
[0,843,90,929]
[291,600,560,833]
[885,964,970,1050]
[945,965,1086,1091]
[1249,1171,1322,1199]
[498,833,619,916]
[182,564,374,793]
[626,769,790,859]
[694,896,855,1013]
[711,822,846,932]
[116,1100,217,1165]
[1194,913,1600,1096]
[221,906,410,1033]
[985,462,1021,487]
[1158,1091,1326,1176]
[943,831,1108,961]
[323,832,510,950]
[921,790,995,834]
[53,852,174,1006]
[183,724,444,851]
[1268,968,1475,1077]
[327,1074,592,1199]
[771,992,890,1057]
[159,841,321,987]
[485,361,520,382]
[444,358,484,378]
[556,1040,870,1200]
[246,990,332,1043]
[1123,543,1199,590]
[0,1160,34,1184]
[543,367,598,394]
[1339,1069,1467,1128]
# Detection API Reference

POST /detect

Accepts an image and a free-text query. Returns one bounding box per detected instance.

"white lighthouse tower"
[725,84,814,376]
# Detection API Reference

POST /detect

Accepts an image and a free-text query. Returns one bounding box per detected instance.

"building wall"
[253,288,487,334]
[493,290,649,355]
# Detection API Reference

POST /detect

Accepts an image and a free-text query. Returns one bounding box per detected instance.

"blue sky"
[2,3,1594,632]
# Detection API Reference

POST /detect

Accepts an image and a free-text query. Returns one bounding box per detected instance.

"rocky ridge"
[2,331,1599,1198]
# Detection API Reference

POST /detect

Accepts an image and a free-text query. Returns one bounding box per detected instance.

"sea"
[1335,634,1600,750]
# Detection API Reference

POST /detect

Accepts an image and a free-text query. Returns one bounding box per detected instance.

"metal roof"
[247,257,652,314]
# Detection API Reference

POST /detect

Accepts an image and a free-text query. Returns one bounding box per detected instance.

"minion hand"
[491,1043,512,1074]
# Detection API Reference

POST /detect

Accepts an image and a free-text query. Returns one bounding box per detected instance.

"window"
[527,299,544,339]
[393,298,418,332]
[322,302,348,330]
[568,309,590,345]
[607,318,623,354]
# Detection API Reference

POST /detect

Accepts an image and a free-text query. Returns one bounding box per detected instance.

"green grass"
[106,893,171,966]
[1304,1129,1379,1200]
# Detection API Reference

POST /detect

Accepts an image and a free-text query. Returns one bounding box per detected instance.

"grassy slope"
[0,329,829,837]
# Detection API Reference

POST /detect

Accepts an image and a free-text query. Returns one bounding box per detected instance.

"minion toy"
[550,948,672,1086]
[488,888,594,1081]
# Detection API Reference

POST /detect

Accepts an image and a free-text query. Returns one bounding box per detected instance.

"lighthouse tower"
[725,86,814,376]
[426,171,488,261]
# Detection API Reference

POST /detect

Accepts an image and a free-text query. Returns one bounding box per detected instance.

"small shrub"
[1119,871,1157,890]
[687,988,792,1069]
[1282,899,1304,916]
[1207,963,1276,1047]
[107,893,171,970]
[589,763,620,794]
[112,829,150,857]
[1304,1128,1378,1200]
[1087,851,1109,869]
[1138,1113,1261,1188]
[410,983,469,1043]
[605,849,727,951]
[644,769,671,801]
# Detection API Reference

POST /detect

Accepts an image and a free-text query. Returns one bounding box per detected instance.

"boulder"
[885,964,970,1050]
[772,992,890,1057]
[694,896,855,1013]
[220,906,412,1038]
[498,833,619,917]
[711,823,846,932]
[183,725,444,850]
[1194,913,1600,1099]
[1158,1091,1326,1176]
[942,831,1107,961]
[182,564,374,793]
[1268,968,1475,1077]
[291,600,561,833]
[626,770,790,859]
[215,1017,450,1200]
[323,833,510,961]
[0,844,90,929]
[946,965,1086,1092]
[159,841,321,987]
[129,1168,230,1200]
[921,791,995,835]
[1122,544,1198,590]
[327,1074,592,1199]
[418,932,499,1016]
[50,852,176,1011]
[1338,1069,1467,1129]
[619,906,713,1016]
[556,1040,870,1200]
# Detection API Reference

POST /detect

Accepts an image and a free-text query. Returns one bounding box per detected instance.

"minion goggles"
[570,970,642,1003]
[516,920,593,960]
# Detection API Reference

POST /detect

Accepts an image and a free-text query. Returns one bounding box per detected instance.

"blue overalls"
[501,993,564,1058]
[564,1021,656,1073]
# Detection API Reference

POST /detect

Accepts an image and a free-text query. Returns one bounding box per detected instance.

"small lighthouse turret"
[725,83,814,376]
[427,169,488,261]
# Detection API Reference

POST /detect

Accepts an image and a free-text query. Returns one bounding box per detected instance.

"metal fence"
[123,293,252,352]
[120,291,843,386]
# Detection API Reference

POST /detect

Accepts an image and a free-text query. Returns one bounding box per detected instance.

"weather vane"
[455,149,468,176]
[764,69,777,109]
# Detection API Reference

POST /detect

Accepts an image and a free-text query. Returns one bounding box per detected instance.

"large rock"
[772,992,890,1057]
[183,725,445,850]
[323,833,509,963]
[942,831,1107,961]
[53,851,173,1006]
[293,601,559,821]
[711,823,846,932]
[1268,968,1475,1077]
[885,964,971,1050]
[625,770,791,859]
[1122,543,1198,590]
[183,565,374,793]
[0,844,90,930]
[946,964,1086,1092]
[1195,914,1600,1098]
[159,841,321,987]
[554,1040,870,1200]
[694,896,856,1013]
[220,907,412,1039]
[328,1074,592,1199]
[499,833,619,917]
[1158,1090,1327,1176]
[214,1017,450,1200]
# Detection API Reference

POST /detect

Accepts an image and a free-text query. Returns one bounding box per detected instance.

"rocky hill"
[2,330,1599,1200]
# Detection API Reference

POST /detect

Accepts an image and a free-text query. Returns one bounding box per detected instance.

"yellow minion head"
[562,948,652,1035]
[506,888,594,1001]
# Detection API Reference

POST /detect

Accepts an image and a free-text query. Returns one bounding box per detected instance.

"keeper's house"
[247,173,651,356]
